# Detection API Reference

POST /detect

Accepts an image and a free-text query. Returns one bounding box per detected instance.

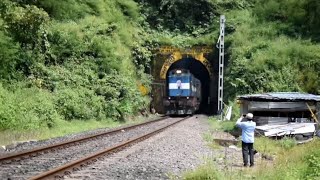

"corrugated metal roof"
[237,92,320,101]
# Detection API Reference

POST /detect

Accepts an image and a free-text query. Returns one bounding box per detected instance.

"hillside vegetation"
[0,0,151,130]
[0,0,319,131]
[225,0,320,99]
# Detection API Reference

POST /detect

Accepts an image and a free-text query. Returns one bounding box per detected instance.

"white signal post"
[217,15,225,118]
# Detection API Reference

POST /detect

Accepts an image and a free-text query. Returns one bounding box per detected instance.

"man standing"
[236,113,256,167]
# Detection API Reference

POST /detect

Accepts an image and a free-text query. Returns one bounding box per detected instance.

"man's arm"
[236,116,243,127]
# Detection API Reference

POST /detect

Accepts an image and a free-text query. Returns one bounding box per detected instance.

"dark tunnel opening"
[167,58,210,114]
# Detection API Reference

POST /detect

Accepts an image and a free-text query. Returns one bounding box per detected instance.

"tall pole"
[217,15,225,117]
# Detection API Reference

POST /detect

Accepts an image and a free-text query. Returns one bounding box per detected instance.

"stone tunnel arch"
[159,52,213,80]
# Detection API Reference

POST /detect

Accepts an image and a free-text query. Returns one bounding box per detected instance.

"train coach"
[163,69,201,115]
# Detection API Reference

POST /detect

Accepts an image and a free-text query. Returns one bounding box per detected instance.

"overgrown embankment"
[225,3,320,100]
[0,0,152,130]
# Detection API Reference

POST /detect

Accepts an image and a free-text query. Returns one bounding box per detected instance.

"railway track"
[0,116,190,179]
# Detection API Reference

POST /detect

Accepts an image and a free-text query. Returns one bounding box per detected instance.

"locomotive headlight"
[176,70,182,74]
[168,97,171,100]
[186,97,189,99]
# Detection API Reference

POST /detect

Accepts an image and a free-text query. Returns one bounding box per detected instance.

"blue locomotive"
[163,69,201,115]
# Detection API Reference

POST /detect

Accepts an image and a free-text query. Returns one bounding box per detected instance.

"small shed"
[237,92,320,138]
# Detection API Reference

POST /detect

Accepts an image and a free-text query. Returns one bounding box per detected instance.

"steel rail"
[29,116,190,180]
[0,116,168,162]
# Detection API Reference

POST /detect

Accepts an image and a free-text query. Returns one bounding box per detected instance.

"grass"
[183,160,222,180]
[208,116,241,136]
[253,136,296,155]
[182,116,320,180]
[202,131,213,142]
[0,114,158,146]
[0,119,119,146]
[183,138,320,180]
[254,139,320,180]
[208,116,235,131]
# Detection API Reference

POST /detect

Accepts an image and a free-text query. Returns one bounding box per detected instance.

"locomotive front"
[164,69,201,115]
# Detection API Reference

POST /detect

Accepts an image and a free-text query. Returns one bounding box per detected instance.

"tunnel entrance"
[151,46,218,115]
[167,58,210,114]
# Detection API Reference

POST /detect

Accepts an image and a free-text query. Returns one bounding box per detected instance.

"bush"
[55,87,105,121]
[35,0,98,20]
[32,60,149,121]
[96,72,150,117]
[278,137,296,150]
[0,29,20,79]
[253,0,320,40]
[305,152,320,179]
[0,2,49,46]
[137,0,217,33]
[225,10,320,100]
[0,83,61,130]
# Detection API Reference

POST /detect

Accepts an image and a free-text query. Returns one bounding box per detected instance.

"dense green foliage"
[224,0,320,100]
[0,0,319,130]
[0,83,60,129]
[137,0,216,33]
[254,0,320,40]
[0,0,151,130]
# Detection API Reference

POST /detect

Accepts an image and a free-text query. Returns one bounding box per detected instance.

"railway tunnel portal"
[151,46,219,114]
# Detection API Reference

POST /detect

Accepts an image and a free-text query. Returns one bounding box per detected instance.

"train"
[163,69,201,115]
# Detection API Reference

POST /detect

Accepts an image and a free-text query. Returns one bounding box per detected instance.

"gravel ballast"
[1,114,266,179]
[0,117,180,179]
[0,116,162,155]
[69,115,214,179]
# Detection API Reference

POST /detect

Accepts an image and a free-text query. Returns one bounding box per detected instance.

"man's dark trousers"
[242,141,254,167]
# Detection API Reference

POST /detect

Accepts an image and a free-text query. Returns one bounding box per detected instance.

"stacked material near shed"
[237,92,320,138]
